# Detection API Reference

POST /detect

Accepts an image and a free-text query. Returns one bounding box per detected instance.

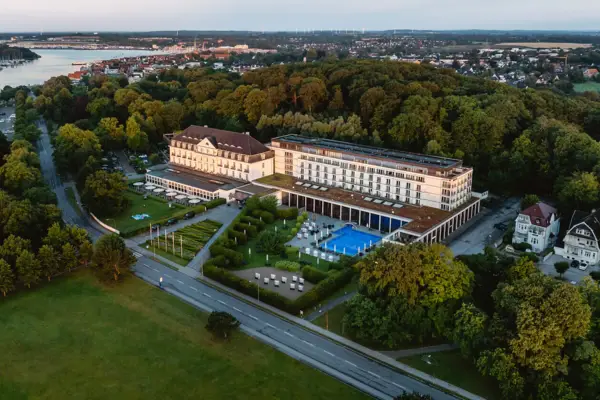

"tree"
[356,243,472,306]
[205,311,240,339]
[81,170,128,217]
[0,259,15,296]
[299,78,327,113]
[126,116,149,152]
[95,117,125,150]
[554,261,569,278]
[79,241,94,267]
[590,271,600,282]
[521,194,540,210]
[91,234,136,281]
[61,243,78,272]
[451,303,488,356]
[558,172,600,212]
[16,250,41,288]
[255,230,285,255]
[243,89,267,124]
[38,244,60,281]
[53,124,102,173]
[506,256,538,282]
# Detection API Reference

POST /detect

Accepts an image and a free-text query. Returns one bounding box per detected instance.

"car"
[151,224,160,231]
[0,119,5,123]
[579,262,588,271]
[571,260,580,269]
[165,218,178,226]
[183,211,195,220]
[0,112,6,116]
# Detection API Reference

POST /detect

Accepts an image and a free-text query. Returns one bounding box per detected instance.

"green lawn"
[236,220,332,271]
[574,82,600,93]
[102,191,190,235]
[143,220,223,266]
[64,187,83,217]
[399,350,500,400]
[313,302,349,336]
[0,273,368,400]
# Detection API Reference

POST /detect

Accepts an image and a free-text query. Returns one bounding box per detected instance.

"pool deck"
[287,214,383,257]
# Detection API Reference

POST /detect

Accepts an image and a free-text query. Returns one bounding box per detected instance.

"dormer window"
[576,228,590,237]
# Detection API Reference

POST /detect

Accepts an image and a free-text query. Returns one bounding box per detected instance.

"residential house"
[584,68,599,79]
[555,210,600,265]
[513,202,560,253]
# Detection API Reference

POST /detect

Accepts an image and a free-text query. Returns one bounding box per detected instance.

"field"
[144,219,223,265]
[495,42,592,49]
[575,82,600,93]
[102,191,190,235]
[0,273,368,400]
[399,350,500,400]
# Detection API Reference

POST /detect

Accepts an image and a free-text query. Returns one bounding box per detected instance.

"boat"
[72,62,88,66]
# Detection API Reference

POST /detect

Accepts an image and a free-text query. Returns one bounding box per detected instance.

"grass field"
[64,187,83,217]
[102,191,190,235]
[144,220,223,266]
[0,273,368,400]
[575,82,600,93]
[236,220,332,272]
[399,350,499,400]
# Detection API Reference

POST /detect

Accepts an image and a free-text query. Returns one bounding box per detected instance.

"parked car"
[571,260,580,269]
[151,224,160,231]
[579,262,589,271]
[183,211,195,220]
[165,218,178,226]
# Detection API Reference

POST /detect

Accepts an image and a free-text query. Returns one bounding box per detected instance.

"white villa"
[555,210,600,265]
[512,202,560,253]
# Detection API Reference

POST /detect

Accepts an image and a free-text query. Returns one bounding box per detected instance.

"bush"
[302,265,329,283]
[256,230,285,254]
[513,242,533,251]
[205,198,226,209]
[228,230,248,245]
[236,223,258,238]
[259,211,275,224]
[241,216,265,229]
[291,228,298,235]
[209,244,245,267]
[520,252,539,262]
[275,260,300,272]
[277,208,299,219]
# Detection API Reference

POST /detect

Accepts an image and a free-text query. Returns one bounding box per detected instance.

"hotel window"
[405,189,410,196]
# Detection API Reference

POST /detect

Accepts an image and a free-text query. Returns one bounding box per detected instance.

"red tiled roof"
[521,202,557,228]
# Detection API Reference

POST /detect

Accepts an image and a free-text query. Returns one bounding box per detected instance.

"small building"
[584,68,599,79]
[513,202,560,253]
[555,210,600,265]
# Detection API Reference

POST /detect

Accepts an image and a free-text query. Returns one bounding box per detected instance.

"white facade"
[513,213,560,253]
[170,137,273,182]
[563,224,600,265]
[269,137,473,211]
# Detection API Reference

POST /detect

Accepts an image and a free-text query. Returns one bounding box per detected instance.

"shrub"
[256,230,285,254]
[277,208,299,219]
[521,252,539,262]
[259,195,278,214]
[205,198,226,209]
[295,222,302,230]
[513,242,532,251]
[275,260,300,272]
[291,228,298,235]
[236,223,258,238]
[228,230,248,245]
[302,265,328,283]
[241,216,265,229]
[259,211,275,224]
[209,244,245,267]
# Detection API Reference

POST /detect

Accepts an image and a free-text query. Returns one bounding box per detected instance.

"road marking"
[233,307,242,312]
[302,340,315,347]
[217,300,227,305]
[152,268,158,272]
[323,350,335,357]
[367,371,381,379]
[265,323,277,329]
[248,315,258,321]
[284,331,294,338]
[176,280,184,285]
[392,382,407,390]
[133,252,143,258]
[189,286,198,291]
[345,360,357,367]
[203,293,212,298]
[164,274,172,278]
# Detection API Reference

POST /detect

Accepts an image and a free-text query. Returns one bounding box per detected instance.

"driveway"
[538,254,599,284]
[449,197,520,256]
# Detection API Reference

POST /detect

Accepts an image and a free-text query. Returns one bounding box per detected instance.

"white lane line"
[323,350,335,357]
[217,300,227,305]
[392,382,407,390]
[248,315,258,321]
[367,371,381,379]
[164,274,172,278]
[284,331,294,338]
[345,360,357,367]
[265,323,277,329]
[176,280,184,285]
[203,293,212,298]
[189,286,198,291]
[152,268,159,272]
[302,340,315,347]
[233,307,242,312]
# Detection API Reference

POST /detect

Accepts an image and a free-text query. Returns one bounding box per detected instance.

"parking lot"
[0,106,16,140]
[538,254,599,284]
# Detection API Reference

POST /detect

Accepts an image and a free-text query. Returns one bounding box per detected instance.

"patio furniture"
[299,278,304,284]
[290,283,296,290]
[298,285,304,292]
[274,280,280,287]
[321,252,326,259]
[305,247,310,255]
[263,277,269,285]
[313,250,318,257]
[133,182,144,187]
[270,274,276,280]
[281,277,287,283]
[292,276,298,282]
[296,233,302,239]
[254,272,260,279]
[328,255,334,262]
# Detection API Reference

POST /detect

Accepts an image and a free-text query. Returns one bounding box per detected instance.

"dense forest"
[0,45,40,60]
[15,59,600,213]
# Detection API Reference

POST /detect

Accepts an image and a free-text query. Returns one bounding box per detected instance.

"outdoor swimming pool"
[320,225,382,256]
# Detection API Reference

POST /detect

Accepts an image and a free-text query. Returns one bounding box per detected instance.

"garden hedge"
[276,208,299,219]
[302,265,328,284]
[274,260,300,272]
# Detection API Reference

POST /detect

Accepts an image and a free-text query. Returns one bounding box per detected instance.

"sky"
[1,0,599,32]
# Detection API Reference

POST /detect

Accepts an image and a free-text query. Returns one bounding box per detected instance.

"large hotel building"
[146,126,483,245]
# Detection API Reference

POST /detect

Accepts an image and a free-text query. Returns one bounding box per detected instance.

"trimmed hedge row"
[302,265,328,283]
[276,208,299,219]
[203,263,354,315]
[274,260,300,272]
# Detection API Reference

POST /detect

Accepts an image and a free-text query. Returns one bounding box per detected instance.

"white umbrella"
[166,192,177,197]
[133,182,144,187]
[144,185,156,190]
[189,199,201,204]
[175,195,187,200]
[153,188,165,193]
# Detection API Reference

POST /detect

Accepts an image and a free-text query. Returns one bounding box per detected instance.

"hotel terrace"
[146,127,483,245]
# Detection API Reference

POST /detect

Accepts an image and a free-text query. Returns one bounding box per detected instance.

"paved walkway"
[380,344,458,359]
[307,291,357,321]
[189,207,240,272]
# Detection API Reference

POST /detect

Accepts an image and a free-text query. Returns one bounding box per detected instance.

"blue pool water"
[320,225,382,256]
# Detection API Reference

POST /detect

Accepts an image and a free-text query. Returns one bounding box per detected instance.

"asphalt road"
[35,116,459,400]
